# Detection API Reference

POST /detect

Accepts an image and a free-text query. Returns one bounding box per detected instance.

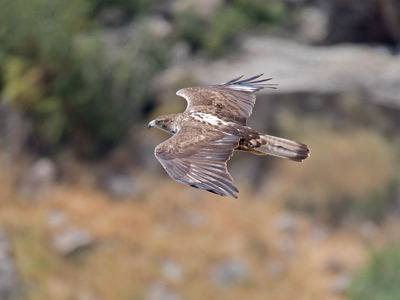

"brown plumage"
[148,74,310,198]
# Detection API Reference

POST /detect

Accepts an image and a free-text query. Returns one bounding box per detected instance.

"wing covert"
[176,74,276,123]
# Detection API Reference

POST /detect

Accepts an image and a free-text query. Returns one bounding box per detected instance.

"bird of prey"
[148,74,310,198]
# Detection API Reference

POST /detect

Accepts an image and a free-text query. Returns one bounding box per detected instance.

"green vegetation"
[350,243,400,300]
[175,0,289,56]
[90,0,161,18]
[0,0,168,155]
[0,0,290,156]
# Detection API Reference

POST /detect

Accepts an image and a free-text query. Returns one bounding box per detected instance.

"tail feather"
[255,134,310,162]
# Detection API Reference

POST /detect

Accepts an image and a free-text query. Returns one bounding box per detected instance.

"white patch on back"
[191,112,230,126]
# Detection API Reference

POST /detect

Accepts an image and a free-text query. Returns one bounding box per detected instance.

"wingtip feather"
[223,74,277,92]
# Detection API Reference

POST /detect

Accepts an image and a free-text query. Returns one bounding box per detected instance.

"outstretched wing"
[176,74,276,123]
[155,126,240,198]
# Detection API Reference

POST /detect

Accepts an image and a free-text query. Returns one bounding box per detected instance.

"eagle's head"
[148,114,179,134]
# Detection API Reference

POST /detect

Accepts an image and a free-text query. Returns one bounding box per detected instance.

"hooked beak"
[147,120,156,128]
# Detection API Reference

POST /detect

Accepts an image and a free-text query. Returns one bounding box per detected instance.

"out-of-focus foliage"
[90,0,160,18]
[0,0,89,151]
[0,0,168,155]
[349,243,400,300]
[175,0,289,56]
[0,0,90,63]
[0,0,290,155]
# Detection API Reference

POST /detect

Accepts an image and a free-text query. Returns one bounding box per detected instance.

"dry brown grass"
[277,130,395,197]
[0,124,399,300]
[270,117,399,223]
[0,166,388,300]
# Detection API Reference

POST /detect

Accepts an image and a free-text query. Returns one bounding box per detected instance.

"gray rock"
[77,289,103,300]
[0,227,19,300]
[359,221,379,239]
[104,173,138,199]
[160,259,183,282]
[265,260,286,277]
[274,212,297,234]
[183,211,207,227]
[147,282,181,300]
[310,227,330,243]
[17,158,56,199]
[211,258,250,288]
[279,237,296,256]
[0,103,30,162]
[143,17,172,39]
[50,227,94,256]
[331,274,352,295]
[47,210,67,228]
[173,36,400,110]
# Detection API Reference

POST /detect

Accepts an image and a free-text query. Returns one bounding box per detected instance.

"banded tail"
[253,134,310,162]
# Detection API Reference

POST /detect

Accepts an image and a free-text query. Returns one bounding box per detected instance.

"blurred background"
[0,0,400,299]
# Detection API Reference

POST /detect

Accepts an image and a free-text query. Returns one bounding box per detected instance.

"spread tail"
[254,134,310,162]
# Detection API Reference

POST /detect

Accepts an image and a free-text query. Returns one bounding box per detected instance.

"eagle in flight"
[148,74,310,198]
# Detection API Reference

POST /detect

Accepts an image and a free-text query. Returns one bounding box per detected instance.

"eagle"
[148,74,310,198]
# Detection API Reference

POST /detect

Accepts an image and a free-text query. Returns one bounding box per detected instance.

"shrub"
[174,0,290,57]
[0,0,90,152]
[0,0,90,64]
[66,27,169,155]
[90,0,160,18]
[203,7,251,56]
[349,243,400,300]
[0,0,169,155]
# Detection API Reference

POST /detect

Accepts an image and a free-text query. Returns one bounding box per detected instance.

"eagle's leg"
[235,144,266,155]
